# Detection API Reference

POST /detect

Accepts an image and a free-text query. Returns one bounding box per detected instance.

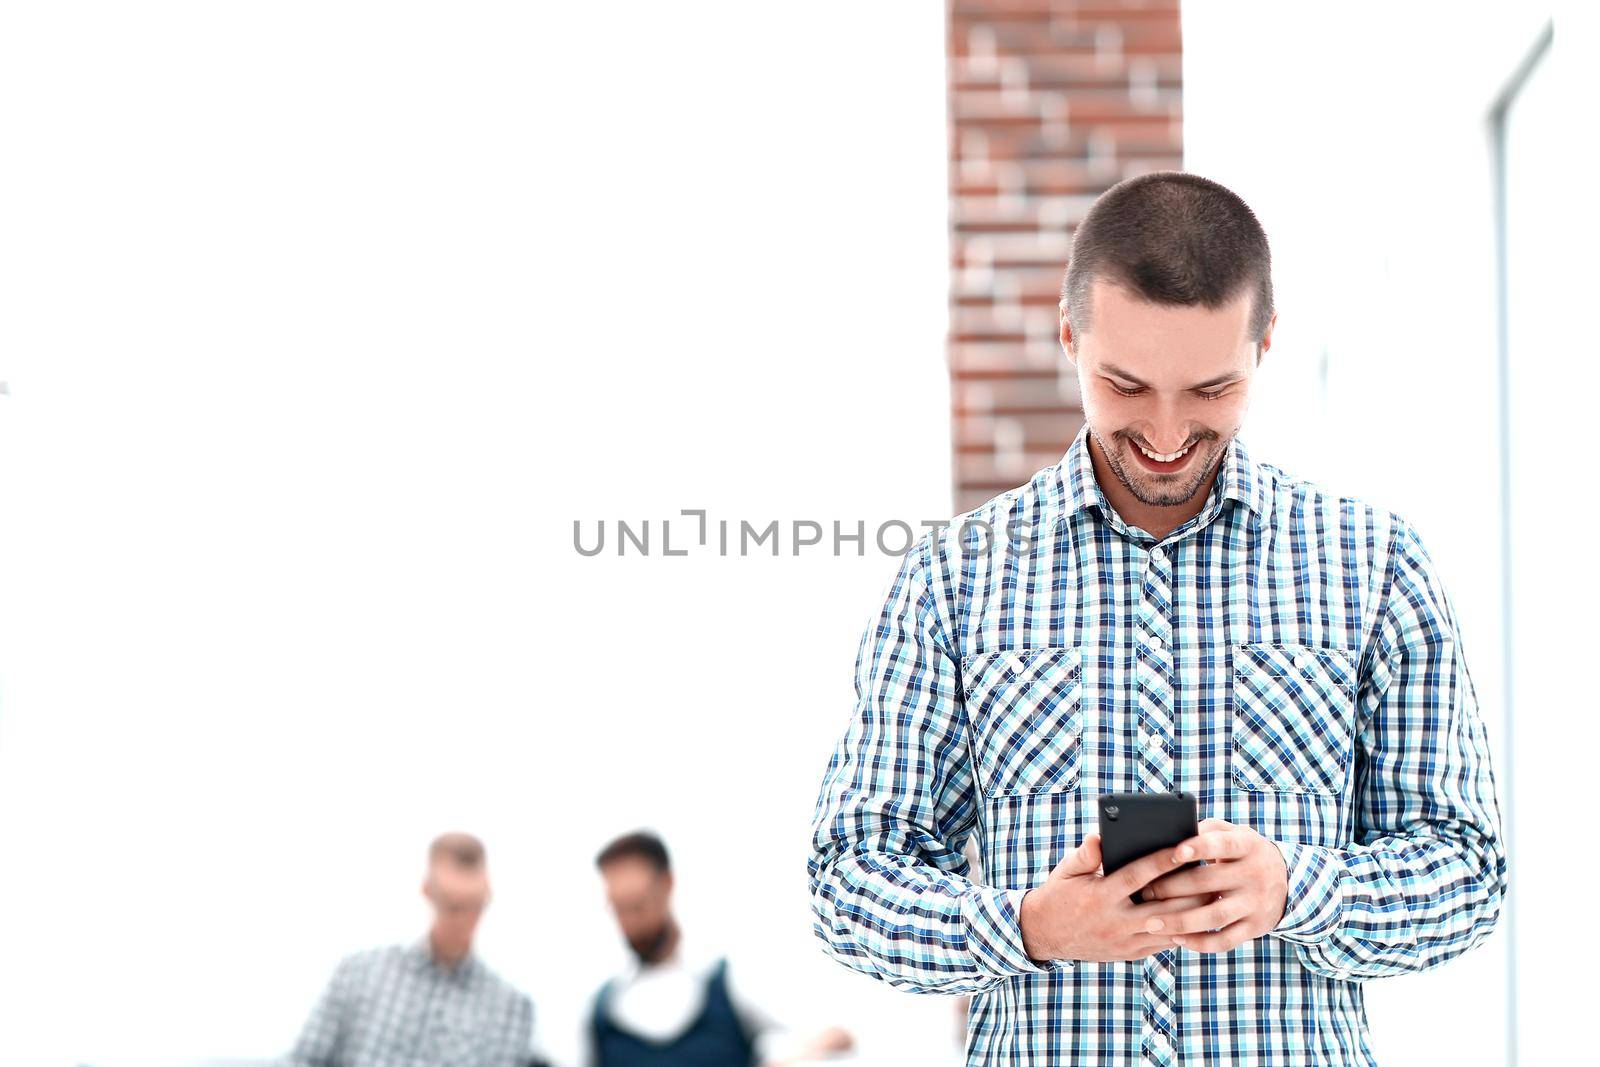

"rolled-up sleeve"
[1271,518,1508,979]
[807,538,1068,994]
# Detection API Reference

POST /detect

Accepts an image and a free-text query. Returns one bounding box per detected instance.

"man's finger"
[1141,862,1239,901]
[1197,817,1232,833]
[1171,828,1248,864]
[1111,844,1188,897]
[1050,833,1102,879]
[1127,893,1212,934]
[1164,895,1250,936]
[1172,919,1254,954]
[1127,937,1181,957]
[1132,892,1213,918]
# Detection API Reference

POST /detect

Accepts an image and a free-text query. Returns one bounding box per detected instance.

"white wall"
[1184,3,1597,1064]
[0,4,959,1065]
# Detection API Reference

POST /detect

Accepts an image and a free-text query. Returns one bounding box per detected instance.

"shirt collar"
[1057,423,1268,538]
[411,936,482,982]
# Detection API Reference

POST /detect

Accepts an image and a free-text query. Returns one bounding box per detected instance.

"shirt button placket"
[1136,542,1177,794]
[1136,541,1181,1061]
[1143,1013,1178,1066]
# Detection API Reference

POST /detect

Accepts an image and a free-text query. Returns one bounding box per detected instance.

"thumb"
[1050,833,1101,879]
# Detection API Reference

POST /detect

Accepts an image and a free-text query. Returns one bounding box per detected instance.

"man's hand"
[1137,817,1289,953]
[1018,832,1217,964]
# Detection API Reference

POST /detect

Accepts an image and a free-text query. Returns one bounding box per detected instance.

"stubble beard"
[1091,425,1230,508]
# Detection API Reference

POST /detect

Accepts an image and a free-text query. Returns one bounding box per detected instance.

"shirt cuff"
[1271,841,1344,944]
[962,884,1075,979]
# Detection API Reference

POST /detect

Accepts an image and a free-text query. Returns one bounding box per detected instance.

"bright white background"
[3,3,1594,1066]
[0,3,960,1065]
[1186,2,1596,1064]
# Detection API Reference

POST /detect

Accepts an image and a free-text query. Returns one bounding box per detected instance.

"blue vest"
[591,957,756,1067]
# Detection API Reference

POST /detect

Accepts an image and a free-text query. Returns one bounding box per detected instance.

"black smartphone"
[1097,791,1204,903]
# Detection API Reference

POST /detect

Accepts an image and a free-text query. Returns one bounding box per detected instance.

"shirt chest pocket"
[962,647,1085,798]
[1231,643,1359,795]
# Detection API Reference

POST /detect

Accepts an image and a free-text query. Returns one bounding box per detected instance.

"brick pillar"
[947,0,1183,512]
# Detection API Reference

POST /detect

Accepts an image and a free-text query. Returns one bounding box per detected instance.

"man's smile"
[1130,437,1196,473]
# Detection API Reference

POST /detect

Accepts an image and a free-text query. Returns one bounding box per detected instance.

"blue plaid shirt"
[286,941,533,1067]
[808,424,1506,1066]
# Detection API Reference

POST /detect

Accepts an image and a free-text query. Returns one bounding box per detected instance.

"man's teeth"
[1138,442,1190,462]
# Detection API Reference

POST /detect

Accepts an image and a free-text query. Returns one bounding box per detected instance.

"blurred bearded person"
[587,831,852,1067]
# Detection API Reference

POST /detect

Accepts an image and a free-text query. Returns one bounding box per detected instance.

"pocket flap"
[963,647,1085,797]
[1232,643,1357,795]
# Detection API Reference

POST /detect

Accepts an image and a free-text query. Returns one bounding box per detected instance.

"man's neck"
[1087,432,1218,541]
[642,920,682,968]
[427,931,469,971]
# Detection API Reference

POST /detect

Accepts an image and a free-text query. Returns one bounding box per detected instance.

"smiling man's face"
[1063,277,1271,515]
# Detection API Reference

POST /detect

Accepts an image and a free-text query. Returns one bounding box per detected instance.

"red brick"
[946,0,1181,508]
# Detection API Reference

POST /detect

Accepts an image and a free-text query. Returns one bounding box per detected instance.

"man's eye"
[1109,383,1143,397]
[1196,388,1228,401]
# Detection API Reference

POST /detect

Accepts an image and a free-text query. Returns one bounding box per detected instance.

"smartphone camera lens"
[1105,805,1119,820]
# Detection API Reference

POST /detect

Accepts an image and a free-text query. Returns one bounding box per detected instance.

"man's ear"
[1058,299,1078,368]
[1257,310,1278,365]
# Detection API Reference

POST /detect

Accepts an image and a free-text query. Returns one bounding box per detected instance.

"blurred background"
[0,2,1591,1065]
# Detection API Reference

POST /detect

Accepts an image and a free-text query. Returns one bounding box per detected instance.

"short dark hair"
[1060,171,1273,345]
[429,831,486,869]
[595,830,671,874]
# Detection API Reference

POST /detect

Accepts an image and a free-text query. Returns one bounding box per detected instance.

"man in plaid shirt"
[286,832,533,1067]
[808,172,1506,1065]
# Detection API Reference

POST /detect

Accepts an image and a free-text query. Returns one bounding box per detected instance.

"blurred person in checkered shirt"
[284,831,534,1067]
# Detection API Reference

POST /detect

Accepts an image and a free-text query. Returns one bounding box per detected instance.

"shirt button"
[1293,652,1312,670]
[1151,547,1167,565]
[1147,633,1164,651]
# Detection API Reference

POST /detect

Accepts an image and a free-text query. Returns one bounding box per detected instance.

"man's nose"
[1141,393,1190,452]
[1147,433,1191,453]
[1141,418,1191,452]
